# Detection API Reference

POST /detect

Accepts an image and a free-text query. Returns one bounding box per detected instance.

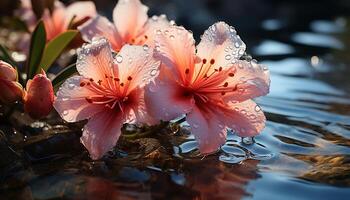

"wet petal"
[53,76,105,122]
[113,0,148,40]
[196,22,246,69]
[186,106,227,154]
[222,100,266,137]
[154,26,196,83]
[144,67,194,121]
[81,110,123,160]
[76,37,116,82]
[78,16,122,51]
[138,14,170,47]
[223,60,270,102]
[116,44,160,94]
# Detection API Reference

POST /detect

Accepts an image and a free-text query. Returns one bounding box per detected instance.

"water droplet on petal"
[143,44,149,51]
[68,83,75,89]
[116,55,123,63]
[150,69,158,76]
[255,105,261,112]
[225,55,231,60]
[169,35,175,40]
[63,110,68,116]
[156,30,162,35]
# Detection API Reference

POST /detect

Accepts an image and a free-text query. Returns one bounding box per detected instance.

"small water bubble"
[150,69,158,76]
[229,27,236,33]
[152,16,158,21]
[225,54,231,60]
[169,35,175,40]
[156,29,162,35]
[234,42,240,48]
[116,55,123,63]
[143,44,149,51]
[242,137,254,145]
[63,110,68,116]
[254,105,261,112]
[68,83,75,89]
[238,49,245,55]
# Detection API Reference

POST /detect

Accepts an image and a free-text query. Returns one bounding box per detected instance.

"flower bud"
[0,79,23,104]
[24,70,54,119]
[0,60,17,81]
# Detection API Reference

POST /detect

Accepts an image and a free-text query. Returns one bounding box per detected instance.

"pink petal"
[196,22,246,69]
[222,100,266,137]
[53,76,105,122]
[144,67,194,121]
[65,1,96,23]
[116,44,159,94]
[76,38,117,82]
[113,0,148,40]
[186,106,227,154]
[154,26,196,83]
[223,60,270,102]
[124,87,157,125]
[80,110,123,160]
[78,16,122,51]
[139,15,170,47]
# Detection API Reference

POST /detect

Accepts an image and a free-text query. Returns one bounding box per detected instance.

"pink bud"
[0,60,17,81]
[0,78,24,104]
[24,70,54,119]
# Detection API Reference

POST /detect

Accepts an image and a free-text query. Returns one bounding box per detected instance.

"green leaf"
[38,30,78,74]
[0,45,16,66]
[52,63,77,91]
[27,20,46,79]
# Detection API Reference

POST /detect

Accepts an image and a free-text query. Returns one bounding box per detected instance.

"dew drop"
[234,42,240,48]
[116,55,123,63]
[68,83,75,89]
[254,105,261,112]
[169,35,175,40]
[156,29,162,35]
[152,15,158,21]
[225,55,231,60]
[143,44,149,51]
[63,110,68,116]
[242,137,254,145]
[150,69,158,76]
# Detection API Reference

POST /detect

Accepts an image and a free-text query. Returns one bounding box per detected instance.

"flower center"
[79,76,135,113]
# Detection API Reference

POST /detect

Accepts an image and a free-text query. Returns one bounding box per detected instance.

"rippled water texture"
[1,0,350,199]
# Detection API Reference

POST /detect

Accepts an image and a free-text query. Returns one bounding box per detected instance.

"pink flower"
[78,0,171,52]
[23,70,54,119]
[17,0,96,41]
[0,61,23,104]
[145,22,270,154]
[53,38,159,160]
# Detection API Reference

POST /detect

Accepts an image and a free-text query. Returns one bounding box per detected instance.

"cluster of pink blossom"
[1,0,270,160]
